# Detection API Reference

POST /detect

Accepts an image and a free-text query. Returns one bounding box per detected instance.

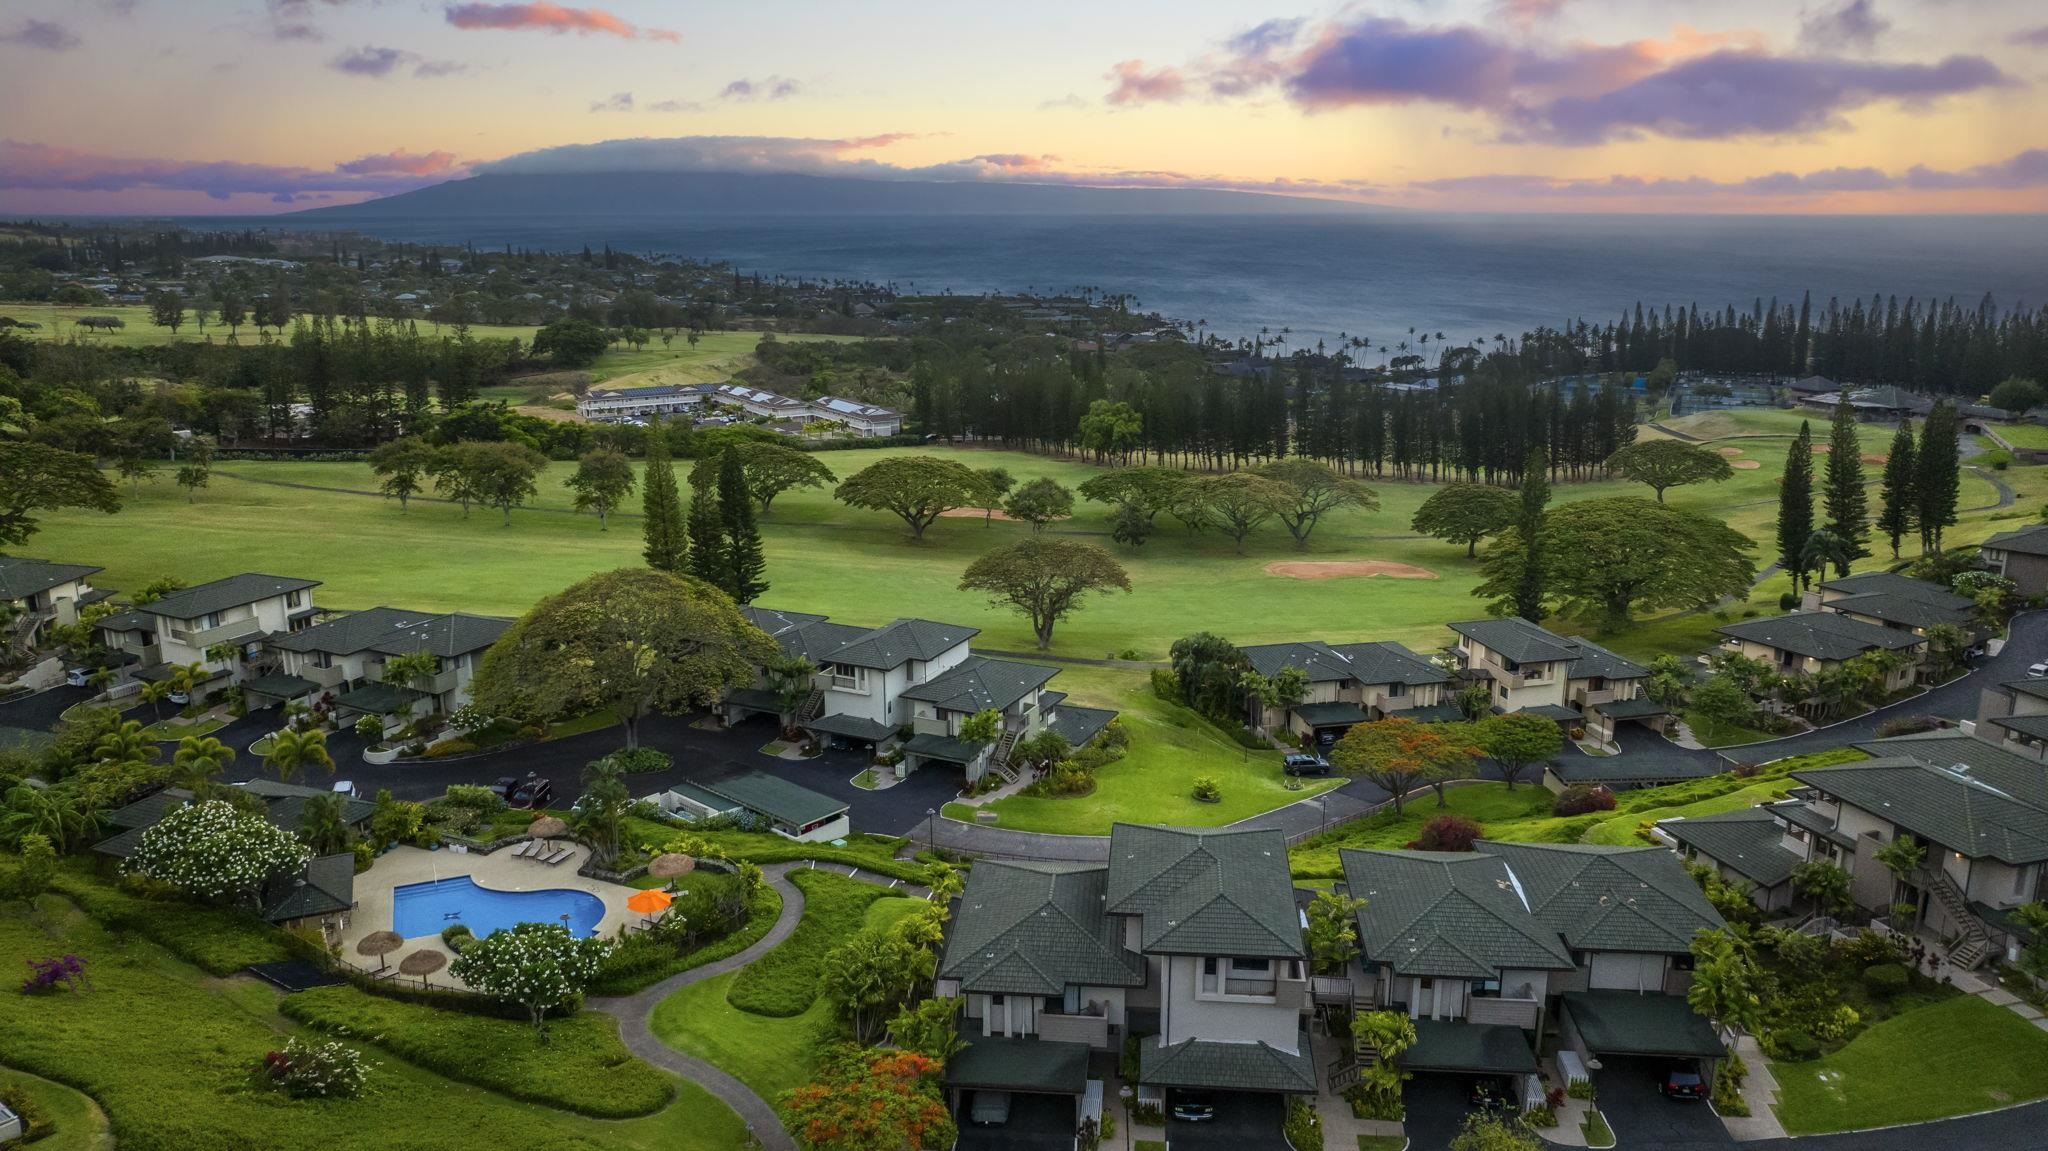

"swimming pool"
[391,876,608,940]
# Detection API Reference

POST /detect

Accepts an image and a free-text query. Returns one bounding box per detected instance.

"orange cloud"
[442,3,677,42]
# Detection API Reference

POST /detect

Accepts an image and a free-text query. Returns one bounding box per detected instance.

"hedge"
[725,870,901,1017]
[280,984,674,1118]
[588,882,783,997]
[48,867,290,975]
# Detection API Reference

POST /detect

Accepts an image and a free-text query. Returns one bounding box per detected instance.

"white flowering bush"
[450,921,613,1040]
[126,799,312,903]
[256,1036,374,1099]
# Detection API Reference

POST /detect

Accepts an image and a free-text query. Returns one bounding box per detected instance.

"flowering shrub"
[256,1036,373,1098]
[1553,784,1617,817]
[1407,813,1482,852]
[449,921,612,1039]
[21,954,90,994]
[781,1044,955,1151]
[126,800,311,903]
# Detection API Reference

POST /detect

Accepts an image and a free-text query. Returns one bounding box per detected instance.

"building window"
[829,665,867,692]
[1231,957,1270,973]
[1386,681,1406,699]
[310,651,333,669]
[287,591,304,608]
[1471,978,1501,998]
[1202,958,1218,976]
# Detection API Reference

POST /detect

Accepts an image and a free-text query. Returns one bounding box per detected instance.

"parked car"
[2031,661,2048,679]
[331,780,358,800]
[1282,752,1332,776]
[166,689,191,705]
[1169,1091,1216,1122]
[493,776,554,809]
[1469,1077,1519,1115]
[969,1091,1012,1126]
[1658,1061,1708,1101]
[64,667,91,688]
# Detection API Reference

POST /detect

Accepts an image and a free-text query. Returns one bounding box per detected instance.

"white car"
[64,668,91,688]
[332,780,358,799]
[166,689,191,705]
[2029,662,2048,679]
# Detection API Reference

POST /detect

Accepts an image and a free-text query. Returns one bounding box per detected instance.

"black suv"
[493,776,555,809]
[1283,752,1332,776]
[1659,1061,1707,1101]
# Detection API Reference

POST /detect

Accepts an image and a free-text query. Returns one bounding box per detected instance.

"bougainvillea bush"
[126,800,311,903]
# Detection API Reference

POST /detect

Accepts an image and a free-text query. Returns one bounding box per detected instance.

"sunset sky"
[2,0,2044,215]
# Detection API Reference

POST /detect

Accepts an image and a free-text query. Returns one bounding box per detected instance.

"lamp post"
[926,807,937,857]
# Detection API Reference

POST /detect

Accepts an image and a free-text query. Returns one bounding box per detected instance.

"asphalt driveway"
[1590,1057,1727,1150]
[1164,1092,1288,1151]
[955,1091,1075,1151]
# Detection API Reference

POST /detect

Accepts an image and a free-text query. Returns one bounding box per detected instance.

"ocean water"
[252,211,2048,348]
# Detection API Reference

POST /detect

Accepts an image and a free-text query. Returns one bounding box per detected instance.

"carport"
[1140,1037,1312,1151]
[946,1035,1089,1151]
[1591,696,1671,737]
[802,712,896,753]
[1398,1020,1543,1139]
[1166,1092,1287,1151]
[1561,993,1730,1147]
[1291,701,1370,749]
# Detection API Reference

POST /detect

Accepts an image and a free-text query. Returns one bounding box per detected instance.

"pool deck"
[340,844,641,989]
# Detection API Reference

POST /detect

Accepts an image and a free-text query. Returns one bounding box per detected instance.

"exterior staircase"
[985,731,1024,784]
[796,686,824,723]
[1916,866,1993,970]
[1327,1054,1361,1095]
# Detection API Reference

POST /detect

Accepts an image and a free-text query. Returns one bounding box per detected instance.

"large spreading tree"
[688,442,836,516]
[834,455,990,539]
[565,447,636,530]
[1478,712,1564,790]
[1483,497,1755,628]
[470,568,775,749]
[1253,459,1379,547]
[1331,718,1480,815]
[127,799,311,905]
[368,436,436,513]
[1412,483,1518,557]
[1186,472,1291,552]
[1604,440,1734,503]
[0,442,120,546]
[958,537,1131,650]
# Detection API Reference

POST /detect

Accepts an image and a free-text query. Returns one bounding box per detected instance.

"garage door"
[1588,952,1667,992]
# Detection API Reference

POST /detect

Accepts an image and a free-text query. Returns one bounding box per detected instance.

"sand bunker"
[1716,446,1744,456]
[941,507,1019,521]
[1265,560,1439,581]
[1862,454,1889,465]
[1730,460,1763,470]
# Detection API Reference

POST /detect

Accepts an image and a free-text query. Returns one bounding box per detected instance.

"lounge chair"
[512,840,539,859]
[544,848,575,867]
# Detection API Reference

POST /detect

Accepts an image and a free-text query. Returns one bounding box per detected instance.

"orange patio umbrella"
[626,888,673,922]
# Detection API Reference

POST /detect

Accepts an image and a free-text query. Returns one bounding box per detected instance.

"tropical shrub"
[448,922,612,1039]
[1409,812,1482,852]
[253,1036,372,1099]
[594,747,672,775]
[421,739,477,759]
[1553,784,1616,816]
[1190,776,1222,802]
[1862,962,1910,997]
[126,800,310,904]
[1283,1095,1323,1151]
[727,871,896,1016]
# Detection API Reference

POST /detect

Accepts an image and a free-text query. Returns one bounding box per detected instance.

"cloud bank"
[0,19,82,50]
[443,3,678,42]
[0,140,466,204]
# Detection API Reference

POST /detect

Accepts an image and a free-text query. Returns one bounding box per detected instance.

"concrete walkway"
[583,860,933,1151]
[1720,1033,1787,1141]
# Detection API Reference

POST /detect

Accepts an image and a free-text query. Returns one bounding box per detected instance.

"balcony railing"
[1037,1012,1111,1049]
[166,618,262,648]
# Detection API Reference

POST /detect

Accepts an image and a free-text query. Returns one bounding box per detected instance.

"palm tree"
[265,728,334,785]
[381,651,437,691]
[0,784,98,852]
[94,720,160,764]
[171,735,233,789]
[299,792,353,855]
[139,679,171,723]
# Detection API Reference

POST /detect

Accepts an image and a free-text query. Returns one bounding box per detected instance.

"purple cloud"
[331,46,409,75]
[647,97,702,113]
[720,76,800,101]
[1286,18,1519,110]
[589,91,634,113]
[1799,0,1890,52]
[0,139,464,202]
[0,20,82,51]
[2016,26,2048,47]
[1410,149,2048,200]
[1518,51,2009,144]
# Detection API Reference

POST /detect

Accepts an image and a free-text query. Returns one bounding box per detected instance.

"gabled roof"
[940,861,1146,995]
[1990,714,2048,743]
[900,656,1057,714]
[1802,737,2048,864]
[263,854,355,923]
[826,618,979,670]
[739,606,828,640]
[1716,611,1925,662]
[1104,824,1302,958]
[696,772,846,828]
[0,555,101,601]
[1340,849,1575,979]
[1478,841,1724,955]
[1562,990,1725,1057]
[2001,678,2048,704]
[1139,1037,1316,1093]
[776,620,876,663]
[142,573,319,620]
[1661,808,1802,888]
[96,608,155,633]
[271,606,510,658]
[811,395,900,419]
[1450,617,1646,681]
[1818,572,1975,629]
[1046,703,1117,749]
[1240,639,1450,686]
[1983,524,2048,558]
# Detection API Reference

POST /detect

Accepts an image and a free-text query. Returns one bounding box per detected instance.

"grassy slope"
[964,664,1342,834]
[725,870,908,1016]
[1774,995,2048,1133]
[651,877,917,1104]
[479,333,859,404]
[0,1066,112,1151]
[0,301,538,348]
[0,891,750,1151]
[1989,422,2048,451]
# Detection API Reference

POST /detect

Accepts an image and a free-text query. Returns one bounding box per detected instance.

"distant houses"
[0,555,110,648]
[1980,524,2048,597]
[1711,570,1980,703]
[575,379,902,436]
[1239,638,1455,748]
[1448,617,1661,744]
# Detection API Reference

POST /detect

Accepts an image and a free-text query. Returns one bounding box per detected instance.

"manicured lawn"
[651,871,919,1104]
[1356,1139,1406,1151]
[280,984,675,1117]
[1681,707,1779,748]
[1774,995,2048,1133]
[135,716,226,741]
[0,884,750,1151]
[0,1065,112,1151]
[0,301,539,348]
[968,664,1341,834]
[725,870,911,1016]
[1990,422,2048,451]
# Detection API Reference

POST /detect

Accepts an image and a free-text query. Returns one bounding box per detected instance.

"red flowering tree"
[780,1045,956,1151]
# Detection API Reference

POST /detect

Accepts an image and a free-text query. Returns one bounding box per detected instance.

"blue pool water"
[392,876,607,940]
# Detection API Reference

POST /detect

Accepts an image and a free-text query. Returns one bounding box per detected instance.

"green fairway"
[0,884,751,1151]
[0,301,538,348]
[1774,995,2048,1133]
[1989,422,2048,451]
[479,332,863,405]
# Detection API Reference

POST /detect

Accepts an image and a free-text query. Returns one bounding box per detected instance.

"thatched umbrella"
[399,948,447,989]
[356,930,404,973]
[648,853,696,880]
[528,815,568,847]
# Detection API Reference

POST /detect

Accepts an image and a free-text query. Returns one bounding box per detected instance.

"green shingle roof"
[1340,850,1575,979]
[803,712,898,742]
[141,573,319,620]
[946,1035,1091,1094]
[1562,991,1725,1058]
[1241,640,1450,687]
[1292,701,1370,727]
[1139,1037,1316,1093]
[900,656,1058,714]
[1802,742,2048,865]
[1105,824,1302,959]
[1047,703,1117,749]
[332,681,422,715]
[902,732,985,764]
[1716,611,1925,662]
[0,555,100,601]
[271,607,510,658]
[1479,841,1725,955]
[1990,714,2048,742]
[1819,571,1975,629]
[1450,618,1647,682]
[696,773,846,828]
[262,854,355,923]
[1403,1020,1540,1074]
[1983,524,2048,557]
[940,861,1145,995]
[1662,808,1802,888]
[827,618,979,670]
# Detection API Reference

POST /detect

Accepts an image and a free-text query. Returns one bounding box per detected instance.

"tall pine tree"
[717,449,768,605]
[1915,400,1961,553]
[1821,396,1868,575]
[640,433,687,572]
[686,486,724,587]
[1778,421,1815,591]
[1510,446,1549,621]
[1876,420,1917,559]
